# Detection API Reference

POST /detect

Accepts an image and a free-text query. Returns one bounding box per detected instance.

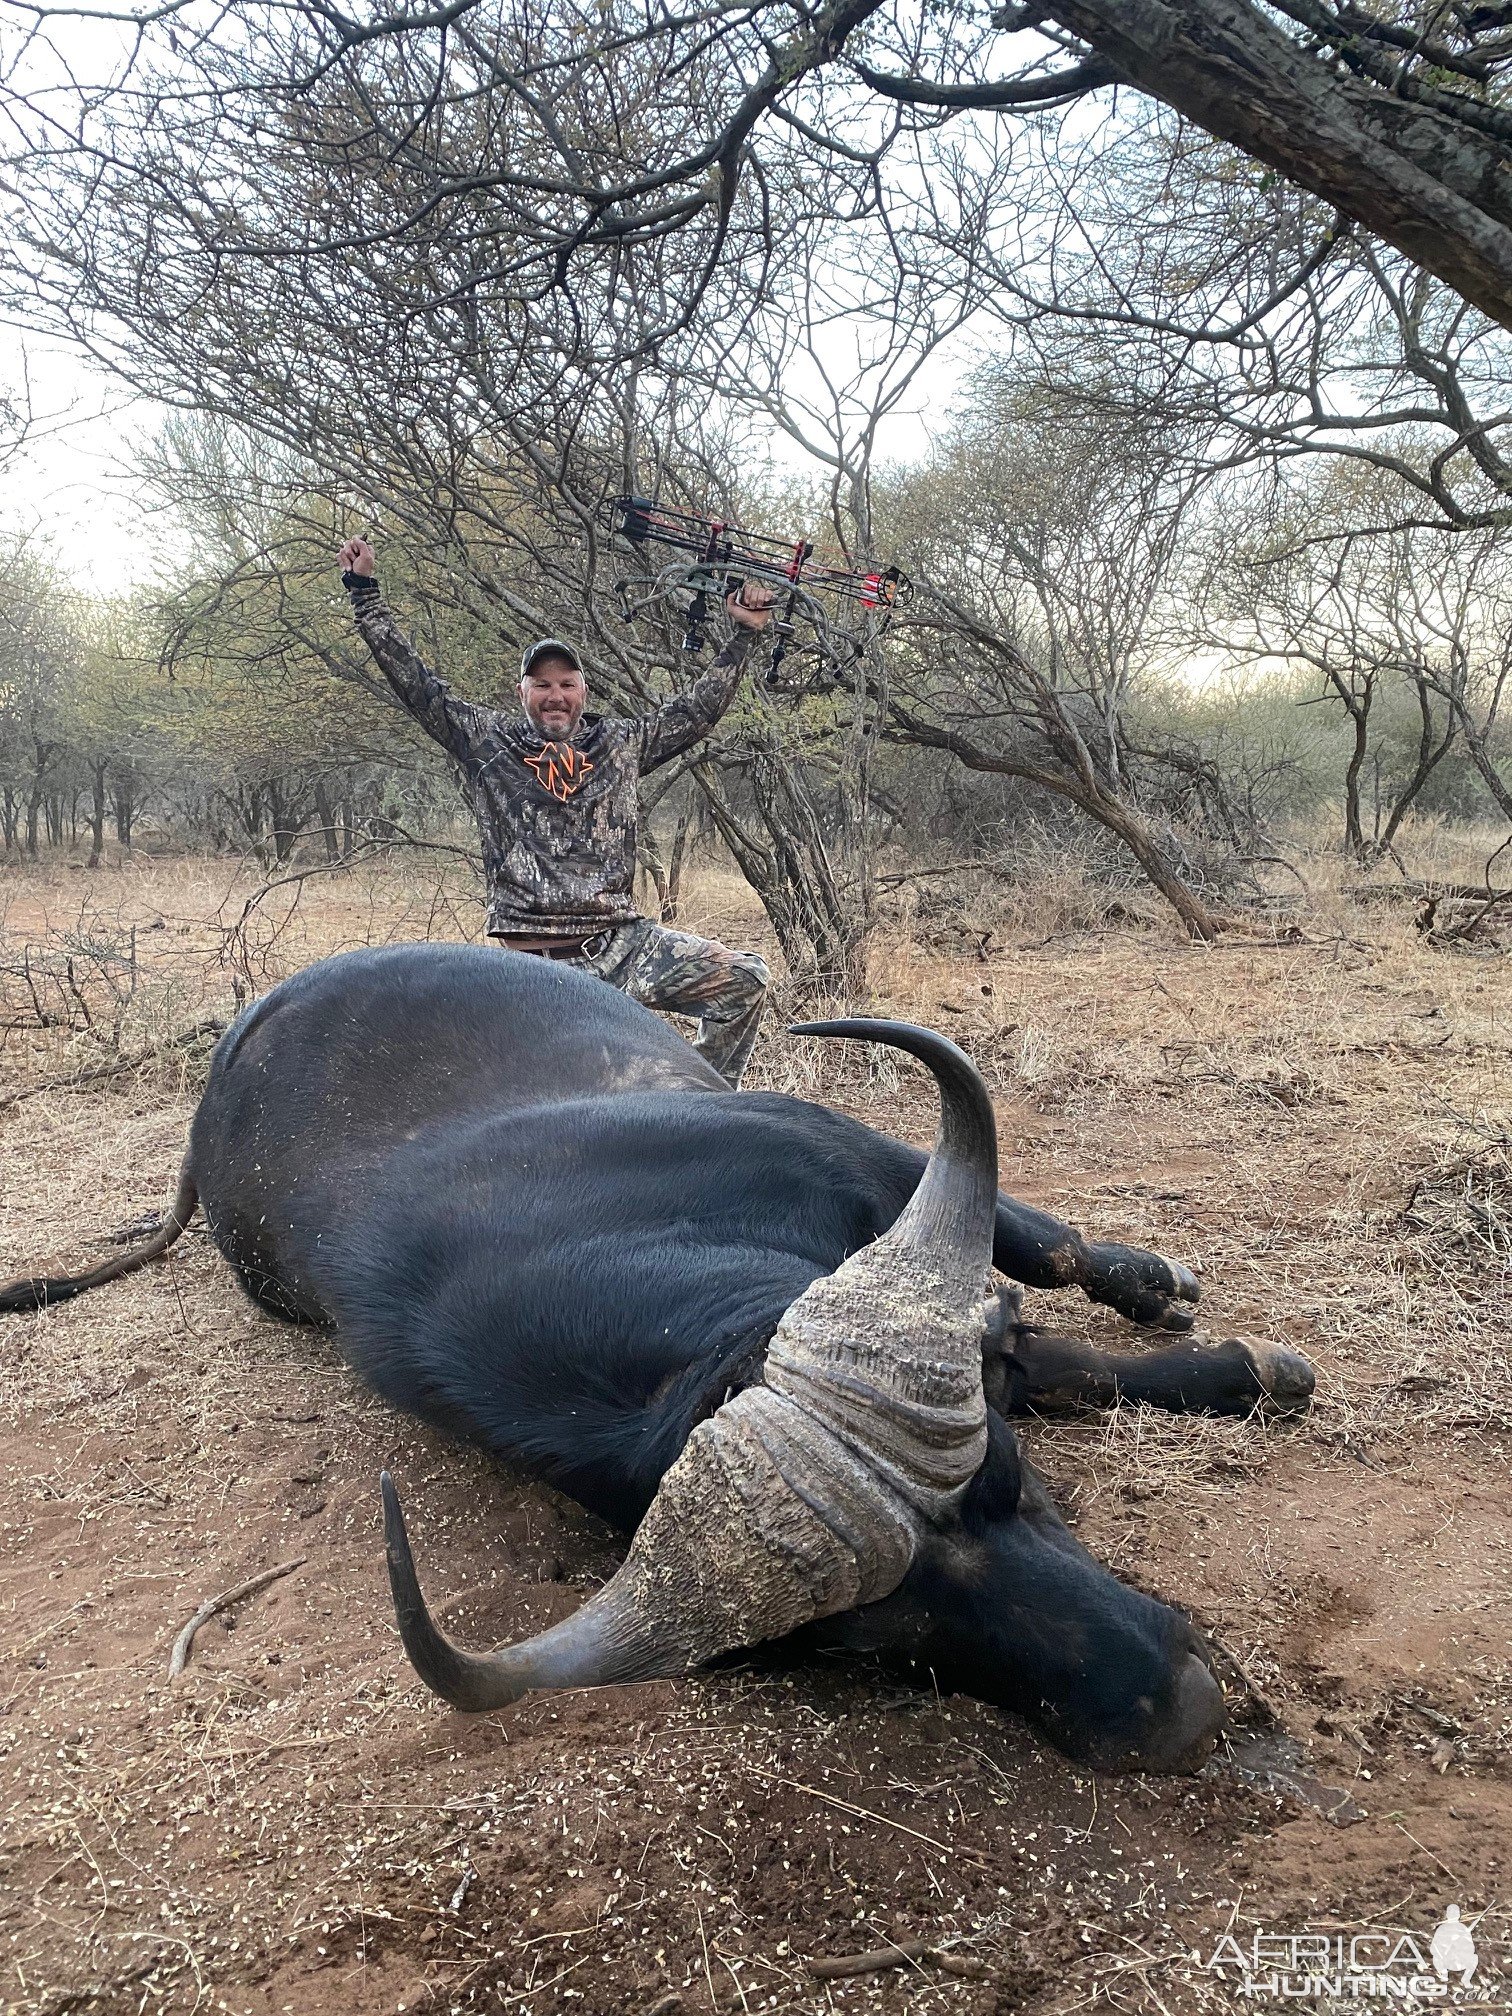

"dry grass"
[1,841,1509,2015]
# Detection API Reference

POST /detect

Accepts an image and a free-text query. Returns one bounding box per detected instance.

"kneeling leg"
[984,1291,1314,1417]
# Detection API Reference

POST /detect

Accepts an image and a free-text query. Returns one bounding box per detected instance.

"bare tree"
[5,0,1512,336]
[878,380,1228,938]
[1205,473,1512,858]
[0,539,81,856]
[6,0,1512,948]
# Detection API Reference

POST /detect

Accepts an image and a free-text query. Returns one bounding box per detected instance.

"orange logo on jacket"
[523,742,595,801]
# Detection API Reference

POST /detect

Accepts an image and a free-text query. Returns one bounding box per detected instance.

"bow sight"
[601,494,909,686]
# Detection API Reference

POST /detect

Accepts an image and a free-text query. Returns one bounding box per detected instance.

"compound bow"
[601,494,909,686]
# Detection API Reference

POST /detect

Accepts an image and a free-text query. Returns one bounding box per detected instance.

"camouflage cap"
[520,637,584,680]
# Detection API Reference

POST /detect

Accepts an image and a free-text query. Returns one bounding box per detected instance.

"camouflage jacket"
[344,573,752,937]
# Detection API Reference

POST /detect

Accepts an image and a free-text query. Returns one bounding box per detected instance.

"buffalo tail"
[0,1163,199,1314]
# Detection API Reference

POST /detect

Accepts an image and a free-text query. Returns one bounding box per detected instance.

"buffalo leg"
[983,1291,1315,1417]
[992,1197,1201,1332]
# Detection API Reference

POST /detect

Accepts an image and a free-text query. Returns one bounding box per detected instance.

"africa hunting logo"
[1200,1905,1500,2004]
[524,741,595,801]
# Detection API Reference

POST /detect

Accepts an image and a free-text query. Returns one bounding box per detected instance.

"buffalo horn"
[383,1021,998,1712]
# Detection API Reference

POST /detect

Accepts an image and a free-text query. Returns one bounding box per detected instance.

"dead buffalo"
[1,943,1314,1770]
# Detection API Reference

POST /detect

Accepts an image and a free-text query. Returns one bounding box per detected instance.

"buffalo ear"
[981,1286,1030,1415]
[960,1411,1023,1527]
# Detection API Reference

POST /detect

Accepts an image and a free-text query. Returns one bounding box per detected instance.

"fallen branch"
[1344,878,1510,904]
[873,860,987,891]
[1429,885,1512,946]
[808,1940,931,1980]
[808,1939,985,1981]
[168,1556,306,1679]
[0,1018,226,1113]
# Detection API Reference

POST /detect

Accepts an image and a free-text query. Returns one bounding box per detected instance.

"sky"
[0,3,182,592]
[1,330,170,593]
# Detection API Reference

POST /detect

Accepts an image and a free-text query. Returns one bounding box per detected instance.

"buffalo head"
[381,1019,1225,1772]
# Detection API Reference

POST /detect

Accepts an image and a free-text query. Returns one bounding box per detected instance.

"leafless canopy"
[4,0,1512,947]
[3,0,1512,325]
[2,0,1511,550]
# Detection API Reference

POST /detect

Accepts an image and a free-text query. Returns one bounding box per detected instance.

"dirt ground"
[0,850,1508,2016]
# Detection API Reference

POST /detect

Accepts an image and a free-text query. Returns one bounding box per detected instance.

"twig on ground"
[808,1939,931,1979]
[1394,1694,1463,1736]
[0,1018,226,1112]
[746,1767,989,1868]
[1206,1632,1283,1724]
[695,1898,717,2012]
[807,1938,986,1981]
[168,1557,306,1679]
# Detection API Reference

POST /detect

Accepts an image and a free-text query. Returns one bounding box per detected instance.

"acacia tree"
[0,542,81,856]
[5,0,1512,333]
[875,380,1228,939]
[6,0,1512,944]
[68,610,160,868]
[1206,471,1512,860]
[6,0,1512,530]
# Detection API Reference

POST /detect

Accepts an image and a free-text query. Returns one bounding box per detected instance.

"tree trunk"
[1077,782,1223,942]
[1343,708,1368,856]
[267,779,296,864]
[26,739,55,859]
[1449,691,1512,825]
[87,759,109,869]
[113,768,136,847]
[888,705,1223,941]
[312,775,341,865]
[237,784,273,866]
[693,745,867,991]
[1374,685,1457,858]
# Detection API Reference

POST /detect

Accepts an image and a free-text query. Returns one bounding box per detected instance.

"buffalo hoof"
[1238,1338,1317,1415]
[1085,1242,1202,1331]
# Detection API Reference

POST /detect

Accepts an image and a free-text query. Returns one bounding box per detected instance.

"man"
[336,535,774,1087]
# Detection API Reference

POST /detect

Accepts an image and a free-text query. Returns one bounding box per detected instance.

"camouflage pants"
[572,918,770,1089]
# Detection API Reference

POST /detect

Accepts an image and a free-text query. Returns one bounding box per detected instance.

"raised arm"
[637,584,773,773]
[337,537,488,765]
